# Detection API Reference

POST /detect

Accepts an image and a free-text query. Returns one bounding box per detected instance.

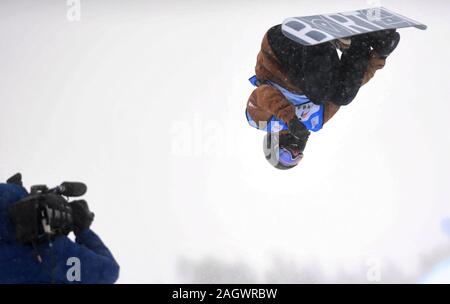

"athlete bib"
[247,76,324,133]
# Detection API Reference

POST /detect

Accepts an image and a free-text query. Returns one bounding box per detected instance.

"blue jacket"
[0,183,120,284]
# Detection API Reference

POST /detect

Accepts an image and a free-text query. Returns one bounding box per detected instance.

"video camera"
[6,173,90,245]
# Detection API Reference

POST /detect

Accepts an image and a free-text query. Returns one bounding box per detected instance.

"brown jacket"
[247,33,386,127]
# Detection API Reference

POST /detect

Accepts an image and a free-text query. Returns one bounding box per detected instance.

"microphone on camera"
[56,182,87,197]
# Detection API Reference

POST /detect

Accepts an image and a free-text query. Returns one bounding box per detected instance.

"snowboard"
[282,7,427,46]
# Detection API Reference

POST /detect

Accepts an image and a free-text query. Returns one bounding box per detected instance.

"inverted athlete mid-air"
[245,23,401,170]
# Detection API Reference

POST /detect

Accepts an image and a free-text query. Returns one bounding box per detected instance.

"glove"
[343,33,371,61]
[287,118,310,141]
[347,33,371,51]
[368,29,400,58]
[71,200,94,234]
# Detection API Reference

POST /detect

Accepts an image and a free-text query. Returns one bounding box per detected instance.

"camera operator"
[0,174,120,284]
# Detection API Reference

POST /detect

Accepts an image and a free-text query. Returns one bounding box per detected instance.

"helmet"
[263,132,308,170]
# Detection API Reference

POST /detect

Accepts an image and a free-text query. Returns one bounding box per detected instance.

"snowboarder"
[0,176,120,284]
[246,24,400,169]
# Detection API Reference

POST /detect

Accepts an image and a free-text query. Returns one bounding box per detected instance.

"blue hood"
[0,183,28,243]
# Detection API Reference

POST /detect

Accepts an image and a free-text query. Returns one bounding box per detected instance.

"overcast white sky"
[0,0,449,283]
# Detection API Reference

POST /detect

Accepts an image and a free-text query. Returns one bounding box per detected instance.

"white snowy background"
[0,0,449,283]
